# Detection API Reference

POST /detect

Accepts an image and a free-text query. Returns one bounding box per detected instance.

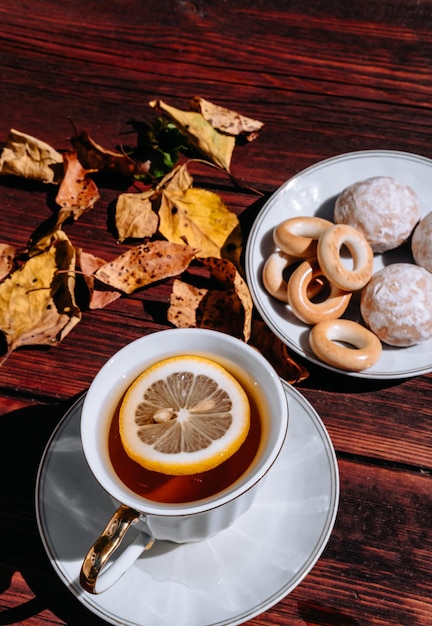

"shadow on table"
[0,397,106,626]
[297,600,360,625]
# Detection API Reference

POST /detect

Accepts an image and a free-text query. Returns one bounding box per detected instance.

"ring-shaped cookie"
[309,319,382,371]
[317,223,373,291]
[273,216,332,258]
[262,251,326,302]
[262,250,298,302]
[287,257,352,325]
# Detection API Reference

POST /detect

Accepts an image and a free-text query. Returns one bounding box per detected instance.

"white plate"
[35,385,339,626]
[245,150,432,379]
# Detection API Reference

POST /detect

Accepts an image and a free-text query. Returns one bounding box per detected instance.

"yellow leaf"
[189,96,264,141]
[0,231,81,354]
[0,129,63,183]
[115,189,159,242]
[160,162,193,192]
[158,164,242,266]
[94,240,196,294]
[150,99,235,171]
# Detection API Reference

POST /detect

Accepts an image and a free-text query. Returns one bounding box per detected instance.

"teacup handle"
[80,504,155,594]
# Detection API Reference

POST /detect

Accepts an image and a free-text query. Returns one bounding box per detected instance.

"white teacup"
[80,328,288,593]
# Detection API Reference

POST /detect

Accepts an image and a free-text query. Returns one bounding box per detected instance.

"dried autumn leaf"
[115,189,159,242]
[0,129,63,183]
[161,161,193,191]
[77,249,121,310]
[201,257,252,341]
[201,289,248,339]
[28,226,71,258]
[190,97,264,141]
[94,240,196,294]
[0,231,81,356]
[160,186,240,258]
[157,163,242,267]
[55,151,100,226]
[71,131,151,178]
[168,256,252,342]
[168,279,207,328]
[250,320,309,384]
[0,244,16,281]
[150,99,235,171]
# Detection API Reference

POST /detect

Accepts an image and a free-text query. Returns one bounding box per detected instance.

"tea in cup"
[80,328,288,593]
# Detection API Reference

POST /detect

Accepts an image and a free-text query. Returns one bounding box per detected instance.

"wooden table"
[1,1,431,624]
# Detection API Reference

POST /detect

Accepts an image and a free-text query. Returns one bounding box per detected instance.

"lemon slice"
[119,355,250,476]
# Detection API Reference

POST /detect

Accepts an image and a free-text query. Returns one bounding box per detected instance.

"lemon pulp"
[119,355,250,475]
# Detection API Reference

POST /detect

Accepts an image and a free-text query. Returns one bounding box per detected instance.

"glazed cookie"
[412,211,432,273]
[360,263,432,346]
[334,176,420,253]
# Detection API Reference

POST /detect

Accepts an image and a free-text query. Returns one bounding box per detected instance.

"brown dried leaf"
[77,249,121,310]
[150,99,235,171]
[55,151,100,225]
[250,320,309,384]
[198,288,248,339]
[94,240,196,294]
[0,231,81,355]
[0,129,63,183]
[201,257,252,341]
[190,97,264,141]
[168,257,252,342]
[168,279,208,328]
[0,244,16,282]
[115,189,159,242]
[71,131,151,178]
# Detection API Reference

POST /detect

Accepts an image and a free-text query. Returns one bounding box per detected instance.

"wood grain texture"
[1,1,432,624]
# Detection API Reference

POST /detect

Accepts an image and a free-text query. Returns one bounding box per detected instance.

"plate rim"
[35,385,339,626]
[245,149,432,379]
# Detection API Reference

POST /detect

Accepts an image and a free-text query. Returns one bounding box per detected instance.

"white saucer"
[245,150,432,379]
[36,383,339,626]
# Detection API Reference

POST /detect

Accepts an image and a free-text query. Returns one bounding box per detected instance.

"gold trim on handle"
[80,504,153,594]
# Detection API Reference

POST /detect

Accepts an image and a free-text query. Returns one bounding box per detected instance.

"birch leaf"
[55,151,100,226]
[160,186,240,258]
[0,231,81,354]
[150,99,235,171]
[157,163,242,266]
[189,97,264,141]
[115,189,159,242]
[95,240,196,294]
[0,129,63,183]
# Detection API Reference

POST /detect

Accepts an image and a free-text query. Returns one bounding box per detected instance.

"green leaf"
[125,117,187,181]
